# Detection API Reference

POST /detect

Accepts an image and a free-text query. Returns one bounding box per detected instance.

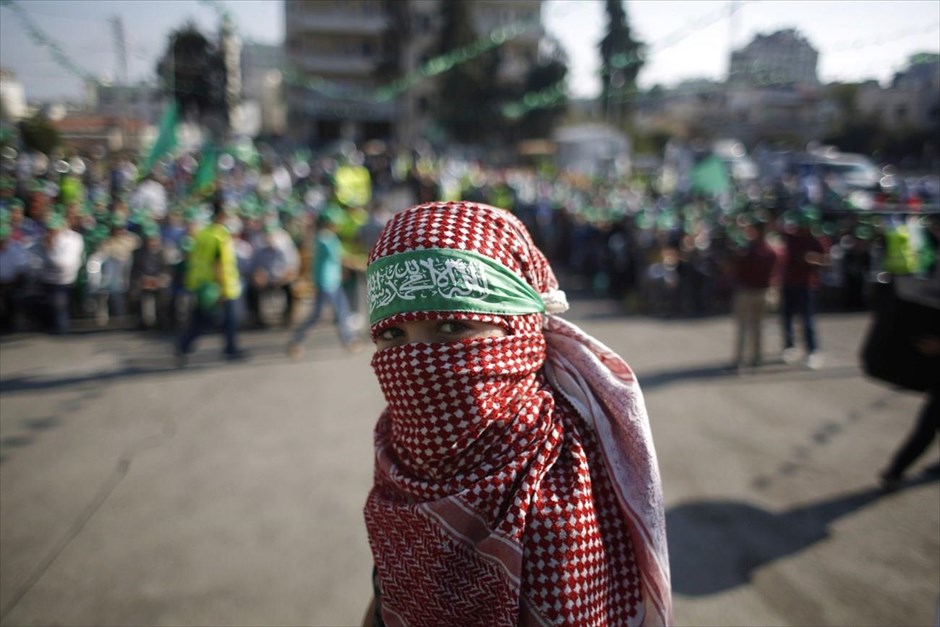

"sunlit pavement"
[1,300,937,626]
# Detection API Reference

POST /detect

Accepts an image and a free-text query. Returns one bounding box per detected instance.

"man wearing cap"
[176,196,247,364]
[36,212,84,334]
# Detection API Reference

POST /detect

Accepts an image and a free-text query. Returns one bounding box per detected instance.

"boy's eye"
[438,321,469,334]
[377,327,403,341]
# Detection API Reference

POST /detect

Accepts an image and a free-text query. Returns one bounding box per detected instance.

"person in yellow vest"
[176,196,247,366]
[883,219,917,276]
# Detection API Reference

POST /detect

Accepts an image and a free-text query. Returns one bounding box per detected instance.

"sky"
[1,0,938,102]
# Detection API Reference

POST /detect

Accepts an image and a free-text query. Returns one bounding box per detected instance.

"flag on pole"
[139,101,179,179]
[189,139,218,197]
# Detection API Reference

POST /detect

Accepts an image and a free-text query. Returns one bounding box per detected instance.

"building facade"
[284,0,543,149]
[856,53,940,131]
[725,29,823,145]
[85,82,165,126]
[635,29,827,148]
[285,0,403,146]
[728,29,819,89]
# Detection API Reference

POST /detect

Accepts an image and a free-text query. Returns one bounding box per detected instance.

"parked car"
[793,147,882,192]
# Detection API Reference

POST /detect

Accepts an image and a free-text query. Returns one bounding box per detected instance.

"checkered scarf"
[364,202,671,626]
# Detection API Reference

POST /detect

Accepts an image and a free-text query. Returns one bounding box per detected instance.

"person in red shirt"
[780,211,828,369]
[729,219,779,370]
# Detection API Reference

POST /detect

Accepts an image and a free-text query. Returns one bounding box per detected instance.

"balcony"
[291,53,382,76]
[290,92,398,121]
[287,11,389,35]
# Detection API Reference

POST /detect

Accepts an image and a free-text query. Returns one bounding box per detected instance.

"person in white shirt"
[37,213,84,334]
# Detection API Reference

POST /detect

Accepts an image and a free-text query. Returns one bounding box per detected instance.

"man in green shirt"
[287,211,361,359]
[176,197,247,365]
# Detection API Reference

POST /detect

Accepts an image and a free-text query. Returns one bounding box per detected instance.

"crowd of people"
[1,139,937,350]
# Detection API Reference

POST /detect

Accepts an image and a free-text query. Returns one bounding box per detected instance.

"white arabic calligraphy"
[368,256,490,313]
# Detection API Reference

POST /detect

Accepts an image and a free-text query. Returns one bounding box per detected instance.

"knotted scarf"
[364,202,672,626]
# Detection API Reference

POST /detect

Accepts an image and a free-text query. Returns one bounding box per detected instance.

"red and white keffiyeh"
[364,202,672,626]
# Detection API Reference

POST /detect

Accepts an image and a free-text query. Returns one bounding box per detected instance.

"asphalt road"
[1,299,937,626]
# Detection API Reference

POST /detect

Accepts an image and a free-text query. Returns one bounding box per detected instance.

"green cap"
[142,222,160,238]
[45,212,66,230]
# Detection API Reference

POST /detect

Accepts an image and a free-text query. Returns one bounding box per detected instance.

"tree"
[513,37,569,140]
[156,23,227,129]
[434,0,503,144]
[18,111,59,155]
[599,0,645,127]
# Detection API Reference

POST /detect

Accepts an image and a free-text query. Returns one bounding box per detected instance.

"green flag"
[190,140,217,197]
[690,155,730,196]
[140,101,179,178]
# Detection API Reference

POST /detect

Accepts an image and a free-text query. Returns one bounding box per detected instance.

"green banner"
[190,139,217,196]
[140,101,179,178]
[366,248,545,325]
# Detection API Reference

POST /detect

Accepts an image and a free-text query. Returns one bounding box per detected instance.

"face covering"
[371,329,547,479]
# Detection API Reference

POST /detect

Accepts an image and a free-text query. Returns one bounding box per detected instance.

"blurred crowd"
[1,139,938,337]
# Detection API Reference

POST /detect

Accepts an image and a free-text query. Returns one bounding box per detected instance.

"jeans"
[43,283,73,335]
[782,286,818,354]
[178,298,240,356]
[291,286,354,346]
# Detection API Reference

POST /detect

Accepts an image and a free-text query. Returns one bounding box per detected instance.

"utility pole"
[111,15,129,150]
[724,0,740,138]
[111,15,129,84]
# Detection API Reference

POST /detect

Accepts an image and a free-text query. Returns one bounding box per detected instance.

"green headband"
[366,248,545,325]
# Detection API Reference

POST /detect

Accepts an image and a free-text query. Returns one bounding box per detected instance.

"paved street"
[1,299,937,626]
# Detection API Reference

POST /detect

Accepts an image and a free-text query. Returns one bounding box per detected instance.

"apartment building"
[857,53,940,131]
[284,0,543,148]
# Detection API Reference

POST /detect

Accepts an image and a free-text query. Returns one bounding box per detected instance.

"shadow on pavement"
[0,336,359,395]
[667,473,939,596]
[638,361,861,391]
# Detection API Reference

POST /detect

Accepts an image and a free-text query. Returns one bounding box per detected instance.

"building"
[634,79,726,140]
[725,29,824,146]
[50,114,148,153]
[553,123,629,177]
[0,67,28,124]
[638,29,825,148]
[856,53,940,131]
[728,29,819,89]
[85,81,166,126]
[284,0,543,148]
[284,0,403,146]
[468,0,542,85]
